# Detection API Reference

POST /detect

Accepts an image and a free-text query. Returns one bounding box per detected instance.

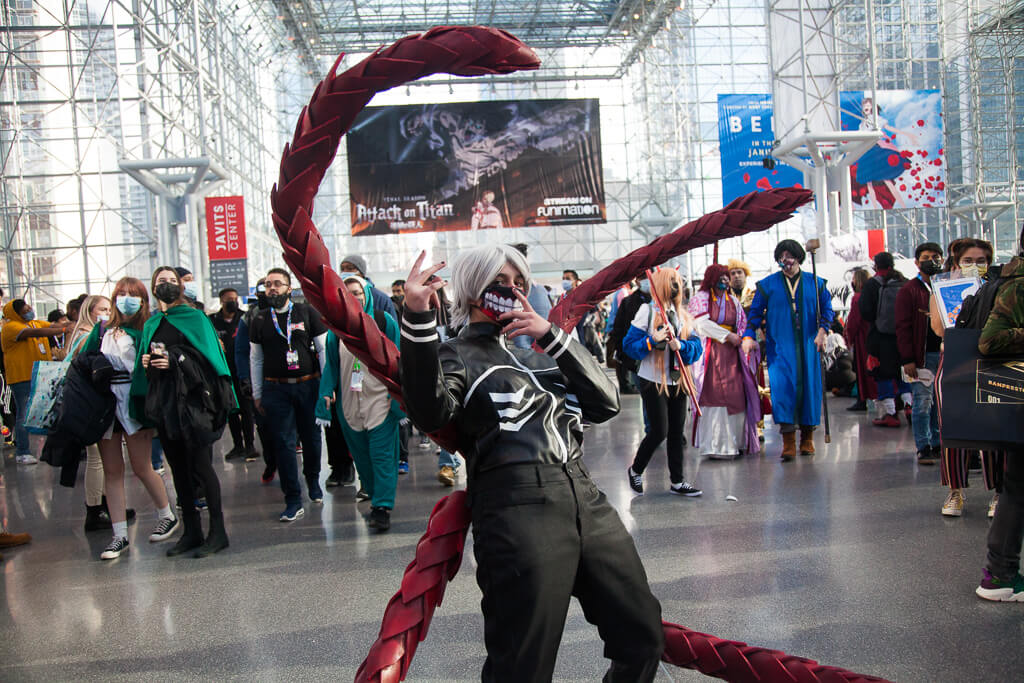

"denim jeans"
[10,381,31,456]
[151,436,164,469]
[261,379,323,507]
[911,351,941,452]
[438,449,459,469]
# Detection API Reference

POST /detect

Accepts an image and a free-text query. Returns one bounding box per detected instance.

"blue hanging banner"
[717,94,803,204]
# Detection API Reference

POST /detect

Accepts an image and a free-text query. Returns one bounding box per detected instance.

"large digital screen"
[346,98,606,235]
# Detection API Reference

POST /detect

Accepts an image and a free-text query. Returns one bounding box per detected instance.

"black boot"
[194,514,229,558]
[166,511,204,557]
[101,495,135,522]
[84,504,111,532]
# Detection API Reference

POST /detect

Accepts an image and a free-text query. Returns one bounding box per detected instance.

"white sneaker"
[942,489,965,517]
[989,494,999,519]
[15,454,38,465]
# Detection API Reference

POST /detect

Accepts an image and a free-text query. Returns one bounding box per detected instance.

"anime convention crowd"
[0,235,1022,605]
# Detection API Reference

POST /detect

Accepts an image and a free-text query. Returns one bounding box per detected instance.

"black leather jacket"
[399,309,619,478]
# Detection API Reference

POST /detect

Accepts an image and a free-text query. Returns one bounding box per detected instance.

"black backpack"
[872,275,902,335]
[955,265,1024,329]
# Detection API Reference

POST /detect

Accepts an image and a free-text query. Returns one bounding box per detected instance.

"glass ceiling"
[273,0,658,58]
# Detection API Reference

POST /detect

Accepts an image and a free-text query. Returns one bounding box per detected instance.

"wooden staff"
[645,269,701,416]
[804,239,831,443]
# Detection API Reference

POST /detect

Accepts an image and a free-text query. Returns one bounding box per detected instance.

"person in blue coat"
[622,268,704,497]
[742,239,834,461]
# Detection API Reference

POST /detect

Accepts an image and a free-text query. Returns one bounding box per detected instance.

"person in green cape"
[317,274,403,532]
[130,266,236,558]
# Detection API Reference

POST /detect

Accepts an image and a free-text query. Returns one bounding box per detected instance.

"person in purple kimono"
[688,264,761,459]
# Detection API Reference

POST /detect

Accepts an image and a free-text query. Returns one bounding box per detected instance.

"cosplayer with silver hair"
[399,246,665,682]
[448,244,531,329]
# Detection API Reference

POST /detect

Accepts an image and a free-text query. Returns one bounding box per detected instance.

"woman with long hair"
[67,295,123,532]
[132,266,235,558]
[78,279,178,559]
[687,264,760,459]
[930,238,1004,518]
[623,268,704,496]
[844,268,877,411]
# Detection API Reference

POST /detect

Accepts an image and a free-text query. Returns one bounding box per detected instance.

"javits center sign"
[346,98,606,235]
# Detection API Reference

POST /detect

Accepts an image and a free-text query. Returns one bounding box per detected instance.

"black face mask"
[223,300,239,314]
[478,283,523,324]
[154,283,179,304]
[267,292,290,309]
[669,282,680,299]
[920,260,942,276]
[256,293,269,309]
[391,294,404,305]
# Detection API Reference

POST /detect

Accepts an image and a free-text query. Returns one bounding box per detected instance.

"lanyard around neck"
[270,301,294,350]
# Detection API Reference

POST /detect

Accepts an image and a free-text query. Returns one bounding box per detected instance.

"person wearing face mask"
[624,268,704,495]
[249,267,328,522]
[929,239,1004,519]
[859,251,911,428]
[209,288,255,461]
[317,275,403,531]
[75,278,179,559]
[742,239,834,461]
[132,266,235,558]
[688,264,761,460]
[608,273,652,393]
[235,278,273,481]
[894,242,944,466]
[174,267,206,311]
[67,295,128,531]
[1,298,72,464]
[400,244,666,682]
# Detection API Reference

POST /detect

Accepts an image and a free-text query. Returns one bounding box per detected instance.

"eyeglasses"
[264,279,289,288]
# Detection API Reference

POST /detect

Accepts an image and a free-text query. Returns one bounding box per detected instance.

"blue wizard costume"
[743,239,834,460]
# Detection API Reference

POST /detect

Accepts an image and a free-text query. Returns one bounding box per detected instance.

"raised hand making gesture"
[404,250,447,314]
[499,289,552,341]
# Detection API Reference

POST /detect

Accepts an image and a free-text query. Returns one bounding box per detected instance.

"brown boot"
[800,430,815,456]
[781,431,797,461]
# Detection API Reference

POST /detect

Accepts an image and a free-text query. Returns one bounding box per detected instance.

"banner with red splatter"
[840,89,945,210]
[717,94,804,205]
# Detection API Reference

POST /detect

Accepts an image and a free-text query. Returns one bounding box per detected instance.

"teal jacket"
[316,277,403,424]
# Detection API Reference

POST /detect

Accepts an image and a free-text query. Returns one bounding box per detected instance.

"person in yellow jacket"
[1,299,70,463]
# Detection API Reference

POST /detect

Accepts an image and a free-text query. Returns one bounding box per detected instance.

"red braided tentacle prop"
[269,26,889,683]
[354,492,472,683]
[547,186,813,333]
[270,26,539,451]
[662,622,891,682]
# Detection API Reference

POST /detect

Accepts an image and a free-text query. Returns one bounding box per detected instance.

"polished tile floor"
[0,393,1018,682]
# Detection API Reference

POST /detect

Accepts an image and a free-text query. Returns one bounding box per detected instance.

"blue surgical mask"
[716,282,728,290]
[116,295,141,316]
[97,314,110,323]
[561,279,573,291]
[183,281,200,300]
[21,310,35,322]
[639,280,651,294]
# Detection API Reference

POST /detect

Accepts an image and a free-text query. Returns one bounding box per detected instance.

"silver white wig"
[449,244,531,329]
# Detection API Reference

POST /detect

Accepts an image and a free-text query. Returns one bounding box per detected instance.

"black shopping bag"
[940,327,1024,451]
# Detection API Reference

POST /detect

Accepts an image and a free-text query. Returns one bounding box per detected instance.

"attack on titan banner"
[346,98,606,235]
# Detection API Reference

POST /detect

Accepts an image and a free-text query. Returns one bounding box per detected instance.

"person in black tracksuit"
[399,245,663,683]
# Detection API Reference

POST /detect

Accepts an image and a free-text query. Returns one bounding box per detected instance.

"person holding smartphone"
[77,278,178,560]
[132,266,235,558]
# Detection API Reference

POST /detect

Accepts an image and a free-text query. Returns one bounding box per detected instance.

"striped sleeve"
[401,309,440,344]
[536,325,572,360]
